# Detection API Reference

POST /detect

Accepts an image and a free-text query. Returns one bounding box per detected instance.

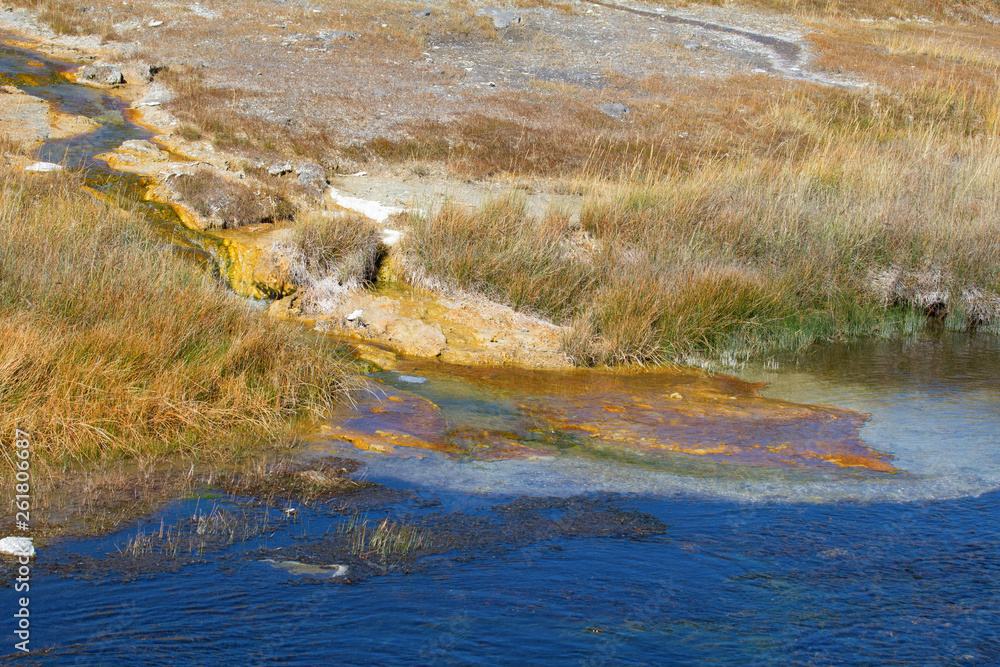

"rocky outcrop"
[218,235,297,299]
[95,139,170,169]
[77,63,124,85]
[295,162,326,189]
[385,318,447,357]
[0,536,34,557]
[307,286,572,368]
[72,60,158,87]
[599,102,629,118]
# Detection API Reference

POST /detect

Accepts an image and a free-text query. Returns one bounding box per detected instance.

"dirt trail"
[584,0,802,69]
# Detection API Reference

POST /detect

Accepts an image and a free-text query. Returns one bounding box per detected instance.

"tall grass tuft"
[404,195,595,319]
[272,211,385,313]
[292,212,384,287]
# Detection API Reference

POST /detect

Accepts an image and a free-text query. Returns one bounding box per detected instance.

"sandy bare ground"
[1,1,831,149]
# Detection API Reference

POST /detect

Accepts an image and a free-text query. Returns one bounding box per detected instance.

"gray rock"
[24,162,63,173]
[262,559,348,578]
[476,7,521,29]
[295,162,326,187]
[0,536,34,557]
[268,163,293,176]
[188,3,218,19]
[77,63,124,86]
[683,40,702,50]
[599,102,629,118]
[119,139,163,156]
[132,83,174,108]
[318,29,355,41]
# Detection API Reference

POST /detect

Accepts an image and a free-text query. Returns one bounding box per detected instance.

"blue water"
[5,492,999,665]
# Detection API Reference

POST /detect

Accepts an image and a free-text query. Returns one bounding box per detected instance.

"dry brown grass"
[378,9,1000,364]
[404,195,595,318]
[347,66,992,181]
[0,164,356,481]
[330,5,1000,180]
[291,211,384,287]
[405,122,1000,364]
[157,67,350,166]
[275,211,387,313]
[808,18,1000,90]
[8,0,128,41]
[157,68,323,160]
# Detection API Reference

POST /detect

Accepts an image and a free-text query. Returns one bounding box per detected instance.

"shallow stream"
[2,36,998,666]
[10,329,1000,665]
[0,35,231,271]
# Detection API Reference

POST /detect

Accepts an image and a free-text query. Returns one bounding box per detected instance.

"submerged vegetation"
[337,513,429,562]
[120,505,272,559]
[0,165,355,481]
[218,456,375,504]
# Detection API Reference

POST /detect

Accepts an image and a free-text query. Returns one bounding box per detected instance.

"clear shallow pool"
[745,332,1000,502]
[311,331,1000,505]
[2,35,998,667]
